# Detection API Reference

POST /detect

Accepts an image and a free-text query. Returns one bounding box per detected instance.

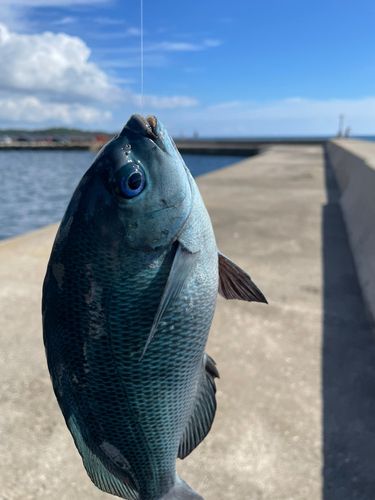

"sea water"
[0,150,245,240]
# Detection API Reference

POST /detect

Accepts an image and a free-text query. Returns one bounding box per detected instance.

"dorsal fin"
[178,354,219,459]
[218,252,267,303]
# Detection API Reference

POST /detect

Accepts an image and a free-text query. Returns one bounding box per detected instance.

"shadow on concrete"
[323,150,375,499]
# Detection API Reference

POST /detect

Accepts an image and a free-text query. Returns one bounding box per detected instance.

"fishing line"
[140,0,144,110]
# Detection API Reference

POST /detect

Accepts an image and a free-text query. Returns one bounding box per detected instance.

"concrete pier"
[326,139,375,324]
[1,144,375,500]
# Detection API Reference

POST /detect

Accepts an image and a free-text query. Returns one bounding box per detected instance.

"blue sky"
[1,0,375,136]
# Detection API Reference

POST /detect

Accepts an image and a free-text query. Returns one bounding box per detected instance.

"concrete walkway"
[1,145,375,500]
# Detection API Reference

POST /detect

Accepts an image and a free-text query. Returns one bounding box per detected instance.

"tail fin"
[160,476,203,500]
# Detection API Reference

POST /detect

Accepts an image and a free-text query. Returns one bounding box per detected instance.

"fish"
[42,114,267,500]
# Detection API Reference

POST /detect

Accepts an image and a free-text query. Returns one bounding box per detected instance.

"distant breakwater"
[0,138,327,155]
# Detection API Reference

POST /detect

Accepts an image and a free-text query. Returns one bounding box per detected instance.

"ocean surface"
[0,150,244,240]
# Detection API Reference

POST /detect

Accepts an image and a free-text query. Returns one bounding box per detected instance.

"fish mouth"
[121,114,158,140]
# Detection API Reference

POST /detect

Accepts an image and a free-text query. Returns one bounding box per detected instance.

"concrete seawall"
[326,139,375,322]
[2,146,375,499]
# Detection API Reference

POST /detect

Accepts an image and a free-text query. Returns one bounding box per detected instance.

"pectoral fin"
[140,242,199,360]
[218,252,267,303]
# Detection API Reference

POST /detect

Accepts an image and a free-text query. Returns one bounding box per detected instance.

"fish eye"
[115,162,146,199]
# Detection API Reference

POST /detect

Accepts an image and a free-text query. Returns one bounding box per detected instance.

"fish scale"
[101,248,215,498]
[45,208,217,498]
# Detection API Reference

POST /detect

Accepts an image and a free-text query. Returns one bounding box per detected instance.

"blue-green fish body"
[42,115,266,500]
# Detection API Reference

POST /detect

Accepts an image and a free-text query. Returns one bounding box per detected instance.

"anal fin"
[178,354,219,460]
[68,416,139,500]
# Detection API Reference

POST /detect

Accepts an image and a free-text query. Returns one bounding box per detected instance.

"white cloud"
[147,39,222,52]
[201,39,222,48]
[92,17,127,26]
[0,24,120,125]
[0,5,24,31]
[0,23,117,102]
[217,97,375,133]
[2,0,107,5]
[155,97,375,137]
[98,54,167,69]
[107,89,198,111]
[95,37,221,56]
[52,16,77,26]
[1,21,372,135]
[0,0,109,30]
[126,27,142,37]
[86,27,142,41]
[134,94,198,110]
[0,23,200,128]
[98,38,222,54]
[0,95,111,125]
[0,22,118,126]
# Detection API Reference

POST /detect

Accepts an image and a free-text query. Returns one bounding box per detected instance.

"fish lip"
[120,114,171,154]
[120,114,158,140]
